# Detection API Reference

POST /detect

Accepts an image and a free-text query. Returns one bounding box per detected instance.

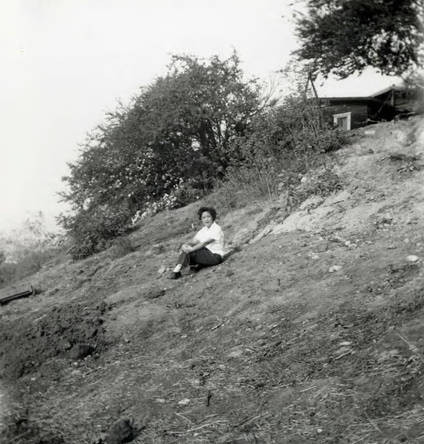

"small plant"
[108,236,134,259]
[288,165,343,210]
[58,203,131,260]
[0,215,66,287]
[222,96,345,209]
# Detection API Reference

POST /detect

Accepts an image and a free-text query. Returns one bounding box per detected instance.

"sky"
[0,0,399,233]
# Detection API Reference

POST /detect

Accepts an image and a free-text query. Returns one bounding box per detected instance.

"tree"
[60,53,264,258]
[294,0,423,78]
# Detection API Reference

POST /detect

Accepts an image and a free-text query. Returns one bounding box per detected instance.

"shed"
[318,84,421,130]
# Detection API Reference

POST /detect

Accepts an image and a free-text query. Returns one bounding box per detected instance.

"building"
[318,84,422,130]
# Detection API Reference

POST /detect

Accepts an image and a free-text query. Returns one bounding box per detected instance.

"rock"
[227,348,244,358]
[364,129,376,136]
[69,343,95,360]
[178,398,191,406]
[157,265,167,275]
[249,225,274,244]
[316,242,329,253]
[329,265,342,273]
[145,287,165,299]
[59,339,72,351]
[151,243,165,255]
[406,255,420,263]
[299,195,324,211]
[334,346,352,357]
[329,235,345,244]
[392,129,408,144]
[232,228,252,246]
[377,215,393,225]
[105,418,135,444]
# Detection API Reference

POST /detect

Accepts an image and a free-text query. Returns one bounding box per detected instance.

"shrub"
[108,236,134,259]
[60,53,263,258]
[0,215,66,287]
[287,165,343,211]
[223,97,346,206]
[58,204,131,260]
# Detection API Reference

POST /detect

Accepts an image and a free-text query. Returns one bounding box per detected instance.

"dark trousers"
[177,247,222,269]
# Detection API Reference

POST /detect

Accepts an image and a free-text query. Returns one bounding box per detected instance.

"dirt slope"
[1,116,424,443]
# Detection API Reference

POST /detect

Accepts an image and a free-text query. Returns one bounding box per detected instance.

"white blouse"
[194,222,225,257]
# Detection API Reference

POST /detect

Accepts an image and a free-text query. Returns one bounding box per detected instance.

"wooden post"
[308,72,323,128]
[0,285,35,305]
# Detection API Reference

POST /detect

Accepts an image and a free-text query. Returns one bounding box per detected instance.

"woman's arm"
[181,238,213,253]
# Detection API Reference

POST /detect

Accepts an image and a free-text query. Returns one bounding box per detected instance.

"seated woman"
[169,206,225,279]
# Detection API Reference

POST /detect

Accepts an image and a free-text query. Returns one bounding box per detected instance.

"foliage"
[60,52,263,258]
[229,96,344,182]
[108,236,135,259]
[288,165,343,211]
[294,0,424,78]
[0,213,65,288]
[211,97,345,213]
[59,203,131,259]
[0,244,64,288]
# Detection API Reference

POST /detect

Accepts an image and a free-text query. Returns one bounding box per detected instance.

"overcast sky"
[0,0,398,233]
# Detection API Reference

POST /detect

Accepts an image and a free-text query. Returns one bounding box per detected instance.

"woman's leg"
[177,248,222,268]
[172,248,221,276]
[175,251,190,268]
[188,247,222,267]
[172,251,189,274]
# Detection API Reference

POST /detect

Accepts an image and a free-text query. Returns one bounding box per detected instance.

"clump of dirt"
[0,300,110,379]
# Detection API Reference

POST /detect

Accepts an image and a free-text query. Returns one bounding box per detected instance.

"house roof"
[315,70,403,99]
[317,83,408,103]
[371,84,405,97]
[318,96,379,102]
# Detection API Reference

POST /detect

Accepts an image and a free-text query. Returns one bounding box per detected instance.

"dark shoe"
[168,271,182,280]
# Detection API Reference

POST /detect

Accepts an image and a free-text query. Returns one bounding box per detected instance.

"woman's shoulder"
[196,226,207,235]
[212,222,224,232]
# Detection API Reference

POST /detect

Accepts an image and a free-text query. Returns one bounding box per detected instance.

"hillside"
[1,116,424,443]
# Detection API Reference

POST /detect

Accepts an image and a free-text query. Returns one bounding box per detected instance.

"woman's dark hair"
[198,206,217,221]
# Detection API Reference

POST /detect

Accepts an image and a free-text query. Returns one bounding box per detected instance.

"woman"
[169,206,225,279]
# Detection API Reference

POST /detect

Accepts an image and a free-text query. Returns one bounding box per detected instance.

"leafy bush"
[287,165,343,212]
[61,52,263,258]
[108,236,135,259]
[0,214,66,287]
[58,203,131,260]
[219,96,346,206]
[0,247,64,288]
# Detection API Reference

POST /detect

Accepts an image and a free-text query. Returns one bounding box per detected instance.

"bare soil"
[1,117,424,443]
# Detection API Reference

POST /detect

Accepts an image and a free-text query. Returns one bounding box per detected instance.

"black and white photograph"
[1,1,424,442]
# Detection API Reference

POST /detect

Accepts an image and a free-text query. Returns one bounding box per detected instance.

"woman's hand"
[181,243,192,253]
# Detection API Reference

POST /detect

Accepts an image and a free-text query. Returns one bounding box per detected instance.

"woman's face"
[201,211,213,228]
